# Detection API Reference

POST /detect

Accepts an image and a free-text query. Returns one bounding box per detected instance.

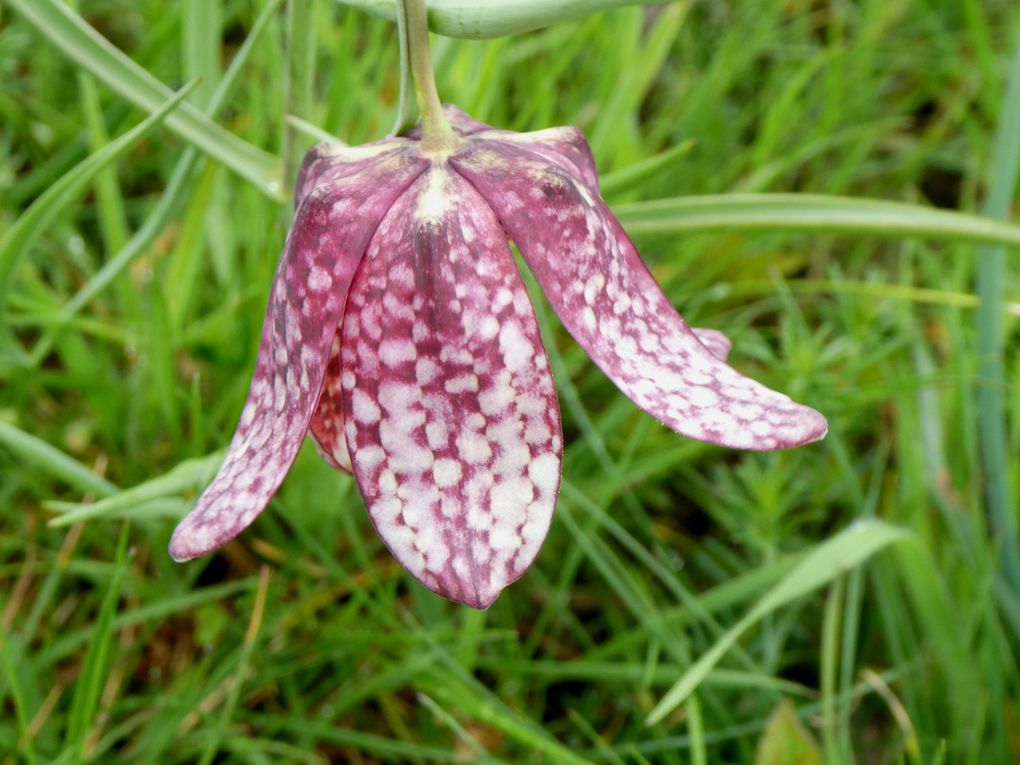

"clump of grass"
[1,1,1018,763]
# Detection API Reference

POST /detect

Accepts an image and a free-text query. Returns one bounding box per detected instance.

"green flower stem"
[401,0,456,151]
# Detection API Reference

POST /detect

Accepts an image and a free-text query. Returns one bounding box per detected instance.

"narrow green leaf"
[820,578,844,763]
[975,30,1020,594]
[600,140,695,198]
[285,115,348,147]
[0,629,37,765]
[36,580,253,668]
[752,522,907,620]
[74,68,130,256]
[6,0,282,198]
[47,451,222,527]
[335,0,679,39]
[0,419,118,498]
[25,0,286,366]
[0,81,197,320]
[613,193,1020,248]
[646,521,908,726]
[283,0,318,185]
[417,693,501,764]
[166,162,219,331]
[425,678,593,765]
[182,0,222,108]
[64,521,131,763]
[196,567,270,765]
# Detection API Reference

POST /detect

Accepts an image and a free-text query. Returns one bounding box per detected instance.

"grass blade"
[24,0,286,366]
[0,628,38,765]
[600,140,696,198]
[975,30,1020,594]
[46,451,222,527]
[195,567,271,765]
[283,0,318,185]
[182,0,221,108]
[63,521,130,763]
[646,521,908,726]
[6,0,282,198]
[0,420,118,498]
[613,193,1020,247]
[390,0,417,135]
[0,81,197,321]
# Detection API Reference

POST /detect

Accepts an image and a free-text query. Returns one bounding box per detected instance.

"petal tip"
[446,575,508,610]
[762,404,828,451]
[800,407,829,445]
[168,542,196,564]
[167,521,218,563]
[453,586,503,611]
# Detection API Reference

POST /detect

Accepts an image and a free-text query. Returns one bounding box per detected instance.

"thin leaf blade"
[646,520,908,725]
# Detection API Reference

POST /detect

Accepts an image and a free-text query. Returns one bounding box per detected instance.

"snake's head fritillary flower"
[169,107,826,608]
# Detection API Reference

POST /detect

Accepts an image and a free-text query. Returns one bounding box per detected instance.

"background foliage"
[1,0,1019,762]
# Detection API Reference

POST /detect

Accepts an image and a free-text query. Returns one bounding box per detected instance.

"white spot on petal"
[352,390,381,423]
[499,321,534,372]
[478,316,500,340]
[379,339,417,367]
[433,459,462,488]
[308,266,333,292]
[528,453,560,498]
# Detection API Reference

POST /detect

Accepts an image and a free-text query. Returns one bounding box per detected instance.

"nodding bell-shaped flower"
[169,107,827,608]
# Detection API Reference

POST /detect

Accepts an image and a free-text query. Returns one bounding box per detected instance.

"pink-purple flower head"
[170,107,826,608]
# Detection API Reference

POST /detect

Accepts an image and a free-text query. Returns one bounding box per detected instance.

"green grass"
[1,1,1019,762]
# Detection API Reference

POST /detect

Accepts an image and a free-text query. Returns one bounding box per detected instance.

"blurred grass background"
[1,0,1020,762]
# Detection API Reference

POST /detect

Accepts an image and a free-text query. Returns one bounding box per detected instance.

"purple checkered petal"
[340,166,561,608]
[169,150,426,560]
[451,137,827,450]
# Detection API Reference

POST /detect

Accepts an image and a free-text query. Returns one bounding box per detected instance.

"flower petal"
[442,104,494,136]
[341,165,562,608]
[308,331,353,474]
[692,328,731,362]
[295,139,415,208]
[452,141,827,450]
[169,152,427,561]
[471,125,600,191]
[415,109,599,190]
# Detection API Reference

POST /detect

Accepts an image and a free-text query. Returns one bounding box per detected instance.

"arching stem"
[400,0,457,152]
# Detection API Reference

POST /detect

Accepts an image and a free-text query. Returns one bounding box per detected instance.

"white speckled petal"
[341,165,562,609]
[169,152,427,561]
[452,140,827,450]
